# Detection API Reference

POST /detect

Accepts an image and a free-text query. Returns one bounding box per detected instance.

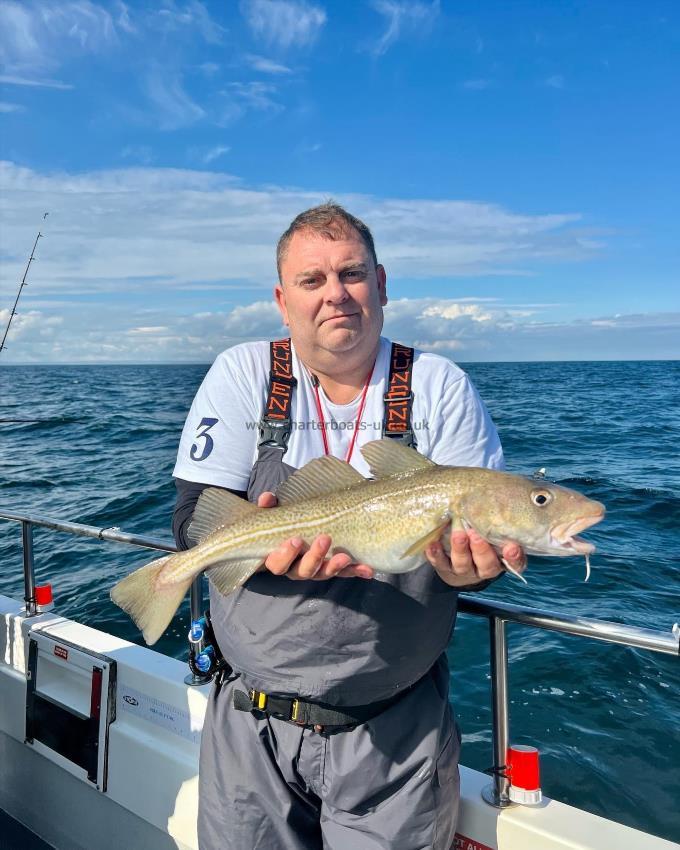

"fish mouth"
[550,509,605,554]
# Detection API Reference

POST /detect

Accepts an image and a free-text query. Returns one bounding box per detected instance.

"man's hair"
[276,202,378,282]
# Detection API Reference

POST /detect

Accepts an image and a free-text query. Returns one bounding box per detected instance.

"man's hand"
[257,491,375,581]
[425,529,526,588]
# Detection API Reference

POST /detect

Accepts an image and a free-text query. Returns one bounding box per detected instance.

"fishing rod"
[0,213,49,355]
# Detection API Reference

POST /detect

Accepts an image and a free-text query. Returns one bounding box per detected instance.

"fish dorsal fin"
[188,487,256,544]
[276,456,365,505]
[361,439,435,479]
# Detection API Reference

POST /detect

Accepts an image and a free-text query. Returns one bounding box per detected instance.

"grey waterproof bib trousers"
[197,446,461,850]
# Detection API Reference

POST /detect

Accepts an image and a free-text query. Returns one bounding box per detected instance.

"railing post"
[189,574,203,625]
[184,574,213,686]
[482,616,512,807]
[22,520,37,616]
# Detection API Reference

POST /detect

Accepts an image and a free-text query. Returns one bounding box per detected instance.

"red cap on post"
[507,745,542,805]
[35,583,53,606]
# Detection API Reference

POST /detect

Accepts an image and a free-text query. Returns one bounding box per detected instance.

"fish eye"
[531,489,553,507]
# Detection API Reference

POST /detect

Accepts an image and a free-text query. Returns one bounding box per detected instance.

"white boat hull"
[1,595,676,850]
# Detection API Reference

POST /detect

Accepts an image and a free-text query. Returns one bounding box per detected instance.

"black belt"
[233,683,414,729]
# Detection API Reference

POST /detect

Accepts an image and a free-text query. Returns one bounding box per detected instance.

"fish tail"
[110,553,193,646]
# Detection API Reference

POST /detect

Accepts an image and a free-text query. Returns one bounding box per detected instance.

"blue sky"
[0,0,678,362]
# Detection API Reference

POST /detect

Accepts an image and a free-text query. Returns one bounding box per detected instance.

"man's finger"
[335,564,374,579]
[449,531,474,575]
[291,534,332,579]
[425,541,453,574]
[257,491,277,508]
[312,552,353,579]
[264,536,303,575]
[501,541,527,573]
[468,531,504,579]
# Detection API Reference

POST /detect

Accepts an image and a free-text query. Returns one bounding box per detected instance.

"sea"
[1,359,678,843]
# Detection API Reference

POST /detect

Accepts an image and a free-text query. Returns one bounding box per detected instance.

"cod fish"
[111,439,605,645]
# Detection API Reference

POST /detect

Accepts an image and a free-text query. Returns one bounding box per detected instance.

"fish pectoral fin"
[400,519,451,559]
[361,439,436,479]
[208,558,263,596]
[276,456,365,505]
[189,488,257,543]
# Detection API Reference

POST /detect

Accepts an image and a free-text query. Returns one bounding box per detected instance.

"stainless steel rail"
[2,509,679,808]
[456,595,680,808]
[0,510,177,554]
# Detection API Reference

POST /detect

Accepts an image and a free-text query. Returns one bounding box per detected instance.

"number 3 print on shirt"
[190,417,218,462]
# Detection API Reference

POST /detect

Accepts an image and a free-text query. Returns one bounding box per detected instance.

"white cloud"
[4,297,678,364]
[364,197,586,276]
[0,0,226,75]
[199,61,220,76]
[241,0,326,49]
[202,145,230,164]
[127,325,170,334]
[149,1,226,45]
[214,81,283,125]
[8,171,664,360]
[0,1,227,128]
[544,74,565,89]
[226,81,282,112]
[462,79,490,90]
[222,301,283,335]
[120,144,154,164]
[0,160,595,308]
[0,73,73,89]
[383,297,501,347]
[1,159,625,362]
[0,308,63,355]
[585,312,680,329]
[0,100,25,112]
[369,0,439,57]
[0,0,119,75]
[245,54,293,74]
[384,299,680,360]
[144,68,205,130]
[422,302,495,322]
[0,300,288,363]
[116,1,136,35]
[295,140,322,154]
[413,338,464,351]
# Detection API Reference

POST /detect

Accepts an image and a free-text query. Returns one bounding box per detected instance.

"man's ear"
[274,283,290,326]
[376,264,388,306]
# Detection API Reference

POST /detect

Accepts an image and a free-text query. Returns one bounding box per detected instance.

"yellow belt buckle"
[290,699,300,721]
[249,689,268,711]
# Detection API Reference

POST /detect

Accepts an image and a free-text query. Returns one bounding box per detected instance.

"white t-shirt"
[173,336,504,486]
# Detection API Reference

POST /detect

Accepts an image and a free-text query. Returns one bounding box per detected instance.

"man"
[173,203,525,850]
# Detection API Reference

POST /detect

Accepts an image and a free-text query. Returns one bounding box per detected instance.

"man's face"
[275,228,387,359]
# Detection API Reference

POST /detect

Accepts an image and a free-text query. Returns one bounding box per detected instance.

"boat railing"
[2,509,679,809]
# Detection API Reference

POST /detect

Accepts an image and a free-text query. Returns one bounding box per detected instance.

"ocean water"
[1,359,679,842]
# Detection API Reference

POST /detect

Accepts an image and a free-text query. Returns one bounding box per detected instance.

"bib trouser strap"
[257,338,297,456]
[383,342,416,448]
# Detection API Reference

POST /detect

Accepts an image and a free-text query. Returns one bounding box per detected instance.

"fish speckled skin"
[111,440,605,645]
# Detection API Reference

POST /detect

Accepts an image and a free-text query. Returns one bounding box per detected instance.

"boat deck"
[0,808,53,850]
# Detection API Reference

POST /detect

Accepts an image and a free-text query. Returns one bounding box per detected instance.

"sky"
[0,0,678,363]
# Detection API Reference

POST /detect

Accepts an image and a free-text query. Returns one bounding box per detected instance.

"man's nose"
[324,273,349,303]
